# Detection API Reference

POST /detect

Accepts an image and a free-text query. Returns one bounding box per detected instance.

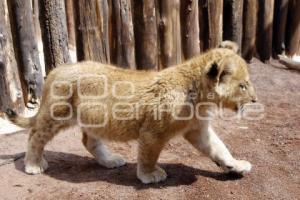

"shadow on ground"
[1,151,243,190]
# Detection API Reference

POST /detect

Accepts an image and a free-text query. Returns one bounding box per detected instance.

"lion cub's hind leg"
[25,128,49,174]
[82,132,126,168]
[25,122,63,174]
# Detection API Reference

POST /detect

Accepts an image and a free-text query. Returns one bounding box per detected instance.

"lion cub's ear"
[207,58,236,83]
[207,62,220,80]
[219,40,239,53]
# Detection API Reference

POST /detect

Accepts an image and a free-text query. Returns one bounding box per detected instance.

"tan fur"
[7,48,257,184]
[219,40,239,53]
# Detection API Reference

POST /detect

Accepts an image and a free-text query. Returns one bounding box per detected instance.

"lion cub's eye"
[239,84,247,91]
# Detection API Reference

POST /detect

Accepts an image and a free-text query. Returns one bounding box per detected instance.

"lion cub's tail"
[5,109,35,129]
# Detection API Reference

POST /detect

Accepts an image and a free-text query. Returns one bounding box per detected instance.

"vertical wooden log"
[159,0,181,67]
[0,0,25,113]
[298,41,300,55]
[108,0,114,63]
[65,0,76,51]
[133,0,158,70]
[32,0,45,76]
[223,0,244,52]
[98,0,110,63]
[256,0,275,61]
[181,0,200,59]
[74,0,110,63]
[207,0,223,48]
[10,0,44,104]
[154,0,163,70]
[39,0,71,74]
[242,0,258,61]
[199,0,209,51]
[285,0,300,56]
[112,0,136,69]
[273,0,289,55]
[32,0,38,34]
[32,0,42,45]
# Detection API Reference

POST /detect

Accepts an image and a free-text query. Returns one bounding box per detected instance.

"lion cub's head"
[205,51,257,111]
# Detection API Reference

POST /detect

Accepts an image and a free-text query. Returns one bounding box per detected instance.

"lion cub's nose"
[251,98,257,103]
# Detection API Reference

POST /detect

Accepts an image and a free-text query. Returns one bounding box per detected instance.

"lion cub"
[7,43,257,184]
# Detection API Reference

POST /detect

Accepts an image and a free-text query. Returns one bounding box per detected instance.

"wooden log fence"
[273,0,289,56]
[256,0,275,61]
[133,0,159,70]
[285,0,300,56]
[223,0,244,53]
[65,0,76,52]
[75,0,110,63]
[0,0,300,113]
[39,0,71,73]
[242,0,257,61]
[9,0,44,104]
[207,0,223,49]
[112,0,136,69]
[159,0,182,67]
[0,0,25,113]
[181,0,200,59]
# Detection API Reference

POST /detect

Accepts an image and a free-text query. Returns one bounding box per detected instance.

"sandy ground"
[0,59,299,200]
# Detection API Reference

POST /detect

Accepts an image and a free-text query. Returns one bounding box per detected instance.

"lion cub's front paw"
[137,166,167,184]
[97,154,126,169]
[25,158,48,175]
[223,159,252,174]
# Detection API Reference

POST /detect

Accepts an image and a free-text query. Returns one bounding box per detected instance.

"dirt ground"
[0,59,299,200]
